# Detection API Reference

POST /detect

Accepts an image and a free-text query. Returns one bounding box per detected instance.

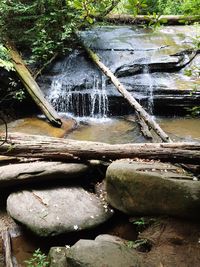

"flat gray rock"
[106,159,200,219]
[49,234,142,267]
[0,162,89,186]
[7,187,113,236]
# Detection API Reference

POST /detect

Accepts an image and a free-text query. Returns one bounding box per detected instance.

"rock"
[39,25,200,116]
[48,221,200,267]
[7,187,113,236]
[106,159,200,219]
[3,117,76,138]
[0,162,89,186]
[49,234,142,267]
[49,247,68,267]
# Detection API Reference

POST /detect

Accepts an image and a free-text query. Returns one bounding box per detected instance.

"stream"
[66,116,200,143]
[0,24,200,266]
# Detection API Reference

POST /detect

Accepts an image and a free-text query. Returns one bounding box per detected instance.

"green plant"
[24,248,49,267]
[0,44,14,71]
[125,239,150,250]
[13,89,26,102]
[130,217,156,231]
[125,0,147,16]
[0,0,120,65]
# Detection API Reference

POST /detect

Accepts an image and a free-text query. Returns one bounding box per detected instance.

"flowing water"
[67,116,200,143]
[47,51,109,118]
[142,64,154,114]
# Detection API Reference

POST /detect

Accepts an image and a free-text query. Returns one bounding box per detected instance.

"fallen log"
[5,42,62,127]
[135,112,153,140]
[105,14,200,25]
[80,43,172,143]
[2,230,14,267]
[0,133,199,164]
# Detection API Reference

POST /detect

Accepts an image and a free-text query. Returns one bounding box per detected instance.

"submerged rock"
[49,234,142,267]
[0,162,89,186]
[106,159,200,219]
[7,187,113,236]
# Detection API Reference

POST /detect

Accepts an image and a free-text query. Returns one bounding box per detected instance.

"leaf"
[86,16,94,24]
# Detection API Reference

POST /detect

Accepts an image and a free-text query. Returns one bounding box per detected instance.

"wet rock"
[3,117,76,138]
[39,25,200,116]
[106,159,200,219]
[7,187,113,236]
[0,162,89,186]
[49,234,142,267]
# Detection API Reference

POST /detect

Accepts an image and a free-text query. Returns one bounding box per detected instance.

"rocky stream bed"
[0,24,200,267]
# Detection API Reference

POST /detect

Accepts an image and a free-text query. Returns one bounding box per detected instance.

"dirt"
[138,217,200,267]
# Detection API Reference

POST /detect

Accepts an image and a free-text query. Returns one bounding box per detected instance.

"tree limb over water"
[79,41,172,143]
[104,14,200,25]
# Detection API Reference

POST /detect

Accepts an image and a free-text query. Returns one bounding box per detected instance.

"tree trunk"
[0,133,199,164]
[135,112,153,140]
[104,14,200,25]
[5,42,62,127]
[80,43,172,143]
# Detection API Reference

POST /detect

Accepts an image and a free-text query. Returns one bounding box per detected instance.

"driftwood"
[105,14,200,25]
[0,133,199,164]
[135,112,153,140]
[81,44,172,143]
[2,230,14,267]
[5,42,62,127]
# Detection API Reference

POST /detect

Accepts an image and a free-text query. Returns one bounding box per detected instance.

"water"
[66,116,200,144]
[142,64,154,114]
[47,52,109,118]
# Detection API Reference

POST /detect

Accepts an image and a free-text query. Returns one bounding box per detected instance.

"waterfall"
[90,75,108,118]
[47,52,109,119]
[143,64,154,114]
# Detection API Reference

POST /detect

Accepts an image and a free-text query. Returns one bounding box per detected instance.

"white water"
[143,64,154,114]
[47,53,109,119]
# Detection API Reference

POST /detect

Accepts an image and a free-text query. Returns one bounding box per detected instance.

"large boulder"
[106,159,200,219]
[7,187,113,236]
[49,235,142,267]
[0,162,89,186]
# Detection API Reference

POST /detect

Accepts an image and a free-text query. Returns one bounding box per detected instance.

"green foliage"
[180,0,200,15]
[125,239,149,249]
[0,0,119,64]
[13,89,26,102]
[0,44,14,71]
[24,248,49,267]
[118,0,200,15]
[125,0,147,16]
[130,217,156,231]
